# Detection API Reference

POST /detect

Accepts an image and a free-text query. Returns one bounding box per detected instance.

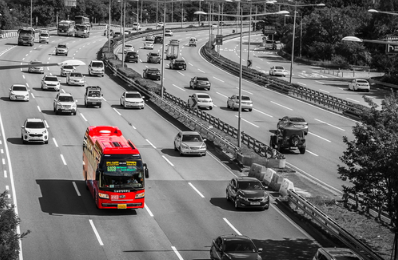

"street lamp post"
[160,3,166,99]
[30,0,32,27]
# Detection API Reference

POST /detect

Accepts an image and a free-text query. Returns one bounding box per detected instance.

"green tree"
[0,190,30,260]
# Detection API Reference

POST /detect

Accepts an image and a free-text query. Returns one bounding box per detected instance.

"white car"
[188,93,214,110]
[60,65,75,76]
[124,44,134,53]
[9,84,30,101]
[53,92,77,115]
[174,131,207,156]
[143,41,154,50]
[132,22,141,30]
[66,72,85,86]
[348,79,370,92]
[120,91,145,109]
[88,60,105,77]
[21,118,49,144]
[156,22,164,28]
[269,66,288,77]
[41,75,60,91]
[165,30,173,36]
[227,95,253,111]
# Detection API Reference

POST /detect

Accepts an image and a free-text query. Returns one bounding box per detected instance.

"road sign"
[247,59,252,68]
[386,37,398,54]
[216,35,223,45]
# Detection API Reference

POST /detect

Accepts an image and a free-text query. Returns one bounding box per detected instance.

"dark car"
[147,52,161,63]
[313,248,364,260]
[270,126,306,154]
[226,177,269,210]
[154,35,163,44]
[210,234,263,260]
[277,116,308,135]
[169,59,187,70]
[143,68,161,80]
[125,51,139,63]
[189,76,211,90]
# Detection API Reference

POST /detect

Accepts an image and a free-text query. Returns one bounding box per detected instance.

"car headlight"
[98,193,109,199]
[200,143,206,149]
[135,192,145,199]
[42,130,47,134]
[10,91,15,95]
[25,94,29,97]
[181,143,189,149]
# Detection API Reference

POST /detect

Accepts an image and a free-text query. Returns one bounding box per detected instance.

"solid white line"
[177,71,184,76]
[113,108,121,115]
[4,170,7,178]
[235,115,259,128]
[0,113,23,260]
[213,77,224,82]
[37,106,41,112]
[241,89,253,95]
[171,246,184,260]
[60,154,67,165]
[271,101,293,110]
[80,113,88,122]
[315,119,345,131]
[198,68,205,73]
[160,154,174,166]
[146,139,156,149]
[315,80,324,84]
[89,219,104,246]
[216,92,228,98]
[172,84,185,91]
[223,218,242,235]
[72,182,81,196]
[145,204,154,217]
[308,132,331,142]
[306,150,319,156]
[188,182,205,198]
[253,109,273,117]
[53,138,58,147]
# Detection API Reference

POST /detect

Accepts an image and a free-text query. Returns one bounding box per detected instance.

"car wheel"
[234,199,239,209]
[249,108,252,112]
[99,104,102,108]
[174,143,178,151]
[226,191,230,201]
[190,82,193,89]
[299,147,306,154]
[227,102,230,109]
[202,152,206,156]
[179,147,184,156]
[209,106,213,110]
[262,205,269,210]
[44,140,48,144]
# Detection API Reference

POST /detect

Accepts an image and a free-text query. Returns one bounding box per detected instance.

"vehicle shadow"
[36,179,139,216]
[4,43,19,46]
[41,110,76,116]
[0,97,11,102]
[7,137,27,145]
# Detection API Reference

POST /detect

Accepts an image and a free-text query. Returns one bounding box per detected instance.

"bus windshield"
[100,159,144,189]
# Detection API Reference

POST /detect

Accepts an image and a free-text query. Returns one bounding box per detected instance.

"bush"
[118,67,141,80]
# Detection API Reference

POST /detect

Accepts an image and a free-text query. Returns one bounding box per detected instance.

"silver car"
[174,131,207,156]
[66,72,85,86]
[227,95,253,111]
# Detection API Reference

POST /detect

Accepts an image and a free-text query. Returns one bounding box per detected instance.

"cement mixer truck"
[165,39,179,60]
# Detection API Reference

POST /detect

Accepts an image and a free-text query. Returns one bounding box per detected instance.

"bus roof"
[87,126,139,155]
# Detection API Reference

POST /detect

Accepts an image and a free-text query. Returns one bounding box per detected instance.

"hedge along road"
[0,28,325,260]
[117,28,358,193]
[220,33,388,108]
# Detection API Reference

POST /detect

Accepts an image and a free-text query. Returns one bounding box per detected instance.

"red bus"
[83,126,149,209]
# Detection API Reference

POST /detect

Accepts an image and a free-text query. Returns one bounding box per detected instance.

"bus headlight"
[135,192,145,199]
[98,193,109,199]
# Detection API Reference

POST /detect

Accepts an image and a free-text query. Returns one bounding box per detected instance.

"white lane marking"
[146,139,156,149]
[308,132,331,142]
[0,148,3,153]
[315,119,345,131]
[89,219,104,246]
[102,97,107,101]
[223,218,242,235]
[26,83,30,88]
[271,101,293,110]
[216,92,228,98]
[60,154,67,165]
[171,246,184,260]
[22,75,25,79]
[4,170,7,178]
[145,204,154,217]
[213,77,224,82]
[241,89,253,95]
[315,80,324,84]
[0,113,23,259]
[235,115,259,127]
[346,98,360,103]
[189,63,193,66]
[25,54,28,56]
[31,93,35,98]
[80,113,88,122]
[319,89,330,93]
[2,158,5,164]
[22,58,24,61]
[162,155,174,166]
[188,182,205,198]
[113,108,121,115]
[53,138,58,147]
[253,109,273,117]
[338,87,345,90]
[172,84,185,91]
[72,182,81,196]
[177,71,184,76]
[306,150,318,156]
[60,88,64,92]
[198,68,205,73]
[37,106,41,112]
[44,120,49,128]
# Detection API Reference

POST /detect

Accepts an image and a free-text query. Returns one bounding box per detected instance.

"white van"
[132,22,141,30]
[88,60,105,77]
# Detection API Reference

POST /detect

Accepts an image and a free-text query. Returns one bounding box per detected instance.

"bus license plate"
[251,202,260,205]
[118,204,127,209]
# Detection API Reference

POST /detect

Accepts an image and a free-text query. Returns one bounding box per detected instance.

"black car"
[125,51,139,63]
[143,68,161,80]
[210,234,263,260]
[226,177,269,210]
[169,59,187,70]
[154,35,163,44]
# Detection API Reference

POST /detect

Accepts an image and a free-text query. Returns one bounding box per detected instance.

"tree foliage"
[338,93,398,225]
[0,190,30,260]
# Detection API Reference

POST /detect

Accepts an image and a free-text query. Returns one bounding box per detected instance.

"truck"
[18,27,35,46]
[84,86,103,108]
[75,24,90,38]
[165,39,179,60]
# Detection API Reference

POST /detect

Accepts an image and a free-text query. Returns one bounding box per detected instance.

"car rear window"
[236,96,250,101]
[289,117,305,122]
[356,79,368,83]
[175,60,185,64]
[12,86,27,91]
[40,33,49,37]
[224,240,256,253]
[150,53,159,56]
[197,77,209,81]
[148,69,159,72]
[275,66,284,70]
[26,122,45,128]
[89,91,101,97]
[197,94,210,99]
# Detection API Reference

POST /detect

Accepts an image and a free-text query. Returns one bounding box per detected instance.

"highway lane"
[119,30,356,191]
[0,29,322,260]
[220,34,388,108]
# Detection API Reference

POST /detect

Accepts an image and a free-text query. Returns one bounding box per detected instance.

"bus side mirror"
[143,163,149,178]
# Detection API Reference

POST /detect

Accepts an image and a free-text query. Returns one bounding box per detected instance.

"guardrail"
[288,190,384,260]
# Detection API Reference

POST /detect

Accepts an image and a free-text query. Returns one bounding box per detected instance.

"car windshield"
[238,181,262,190]
[197,94,210,99]
[182,134,202,142]
[145,42,153,45]
[91,62,103,68]
[150,53,159,56]
[63,65,74,70]
[58,96,74,102]
[235,96,250,101]
[101,160,144,189]
[88,91,101,97]
[127,52,138,57]
[31,61,42,65]
[12,86,27,91]
[58,44,67,48]
[26,122,45,128]
[125,44,133,48]
[356,79,368,83]
[126,93,141,98]
[70,73,82,77]
[275,66,284,70]
[40,33,49,37]
[175,60,185,64]
[224,240,256,253]
[289,117,306,123]
[45,77,58,81]
[197,77,209,81]
[148,69,159,73]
